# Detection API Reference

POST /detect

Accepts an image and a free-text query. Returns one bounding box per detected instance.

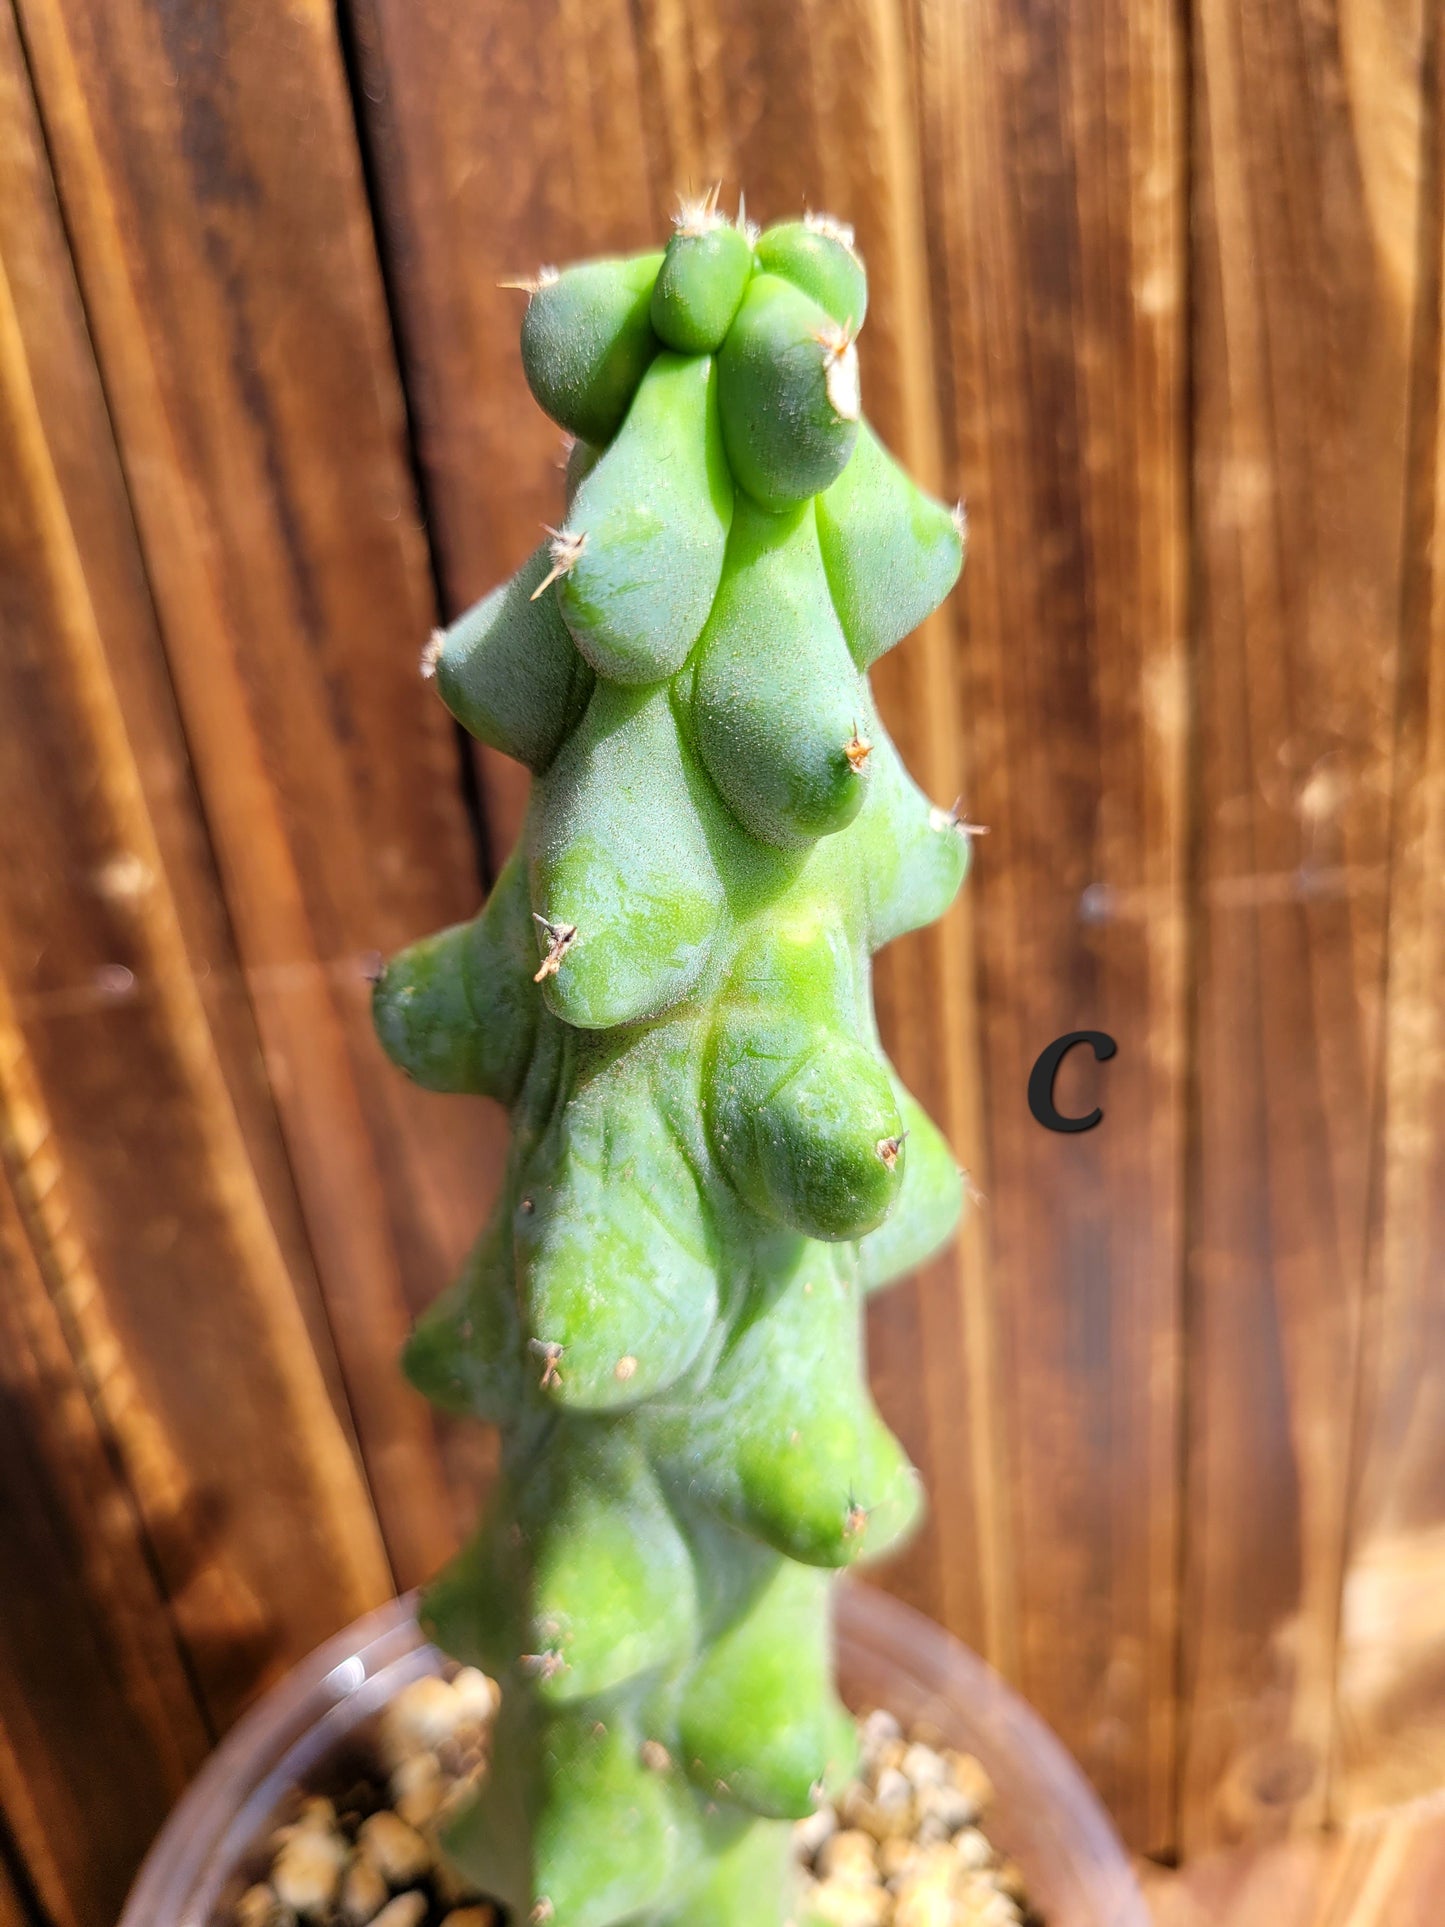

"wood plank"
[0,1852,35,1927]
[12,0,509,1579]
[911,0,1188,1855]
[347,0,1007,1663]
[1181,0,1426,1851]
[0,0,392,1775]
[343,0,657,861]
[1143,1835,1333,1927]
[0,0,327,1395]
[1334,5,1445,1824]
[1147,1792,1445,1927]
[0,1155,205,1927]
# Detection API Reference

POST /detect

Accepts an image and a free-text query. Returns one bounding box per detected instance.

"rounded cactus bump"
[374,192,972,1927]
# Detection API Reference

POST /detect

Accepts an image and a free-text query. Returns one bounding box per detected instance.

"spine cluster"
[376,195,971,1927]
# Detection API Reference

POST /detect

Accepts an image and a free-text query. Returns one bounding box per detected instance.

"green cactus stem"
[378,196,973,1927]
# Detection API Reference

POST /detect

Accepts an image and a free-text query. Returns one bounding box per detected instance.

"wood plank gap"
[331,0,495,897]
[335,0,659,874]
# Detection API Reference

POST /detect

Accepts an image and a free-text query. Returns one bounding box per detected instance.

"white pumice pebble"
[450,1667,502,1726]
[338,1850,389,1924]
[380,1675,464,1764]
[817,1828,878,1884]
[874,1765,912,1811]
[877,1836,920,1885]
[357,1811,431,1886]
[808,1878,890,1925]
[907,1844,960,1890]
[390,1751,445,1828]
[860,1708,902,1752]
[952,1825,993,1871]
[969,1897,1023,1927]
[900,1742,949,1790]
[918,1778,978,1834]
[853,1794,915,1843]
[370,1895,427,1927]
[892,1884,955,1927]
[271,1827,345,1915]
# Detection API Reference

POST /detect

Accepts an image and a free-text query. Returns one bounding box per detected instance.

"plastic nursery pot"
[120,1584,1150,1927]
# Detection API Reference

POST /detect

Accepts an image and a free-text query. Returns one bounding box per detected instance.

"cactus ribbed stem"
[374,197,971,1927]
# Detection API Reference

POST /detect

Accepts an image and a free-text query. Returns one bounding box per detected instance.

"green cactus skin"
[753,215,869,332]
[716,274,860,511]
[377,195,972,1927]
[651,218,753,354]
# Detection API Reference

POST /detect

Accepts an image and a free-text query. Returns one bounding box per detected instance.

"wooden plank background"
[0,0,1440,1917]
[1179,0,1429,1857]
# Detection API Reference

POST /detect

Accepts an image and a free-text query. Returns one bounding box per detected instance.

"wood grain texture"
[345,0,1008,1664]
[344,0,657,861]
[8,0,1445,1905]
[0,1866,30,1927]
[1333,5,1445,1823]
[1181,0,1427,1851]
[1146,1791,1445,1927]
[0,7,393,1915]
[11,0,509,1580]
[0,1154,203,1927]
[911,0,1188,1855]
[0,0,393,1701]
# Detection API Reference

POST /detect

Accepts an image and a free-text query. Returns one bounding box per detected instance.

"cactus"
[375,194,972,1927]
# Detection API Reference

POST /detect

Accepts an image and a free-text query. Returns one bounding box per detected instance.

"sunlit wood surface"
[1146,1792,1445,1926]
[0,0,1442,1920]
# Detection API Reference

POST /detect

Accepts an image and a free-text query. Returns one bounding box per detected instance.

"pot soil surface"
[226,1663,1038,1927]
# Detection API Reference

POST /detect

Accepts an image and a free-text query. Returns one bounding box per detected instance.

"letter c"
[1027,1031,1117,1134]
